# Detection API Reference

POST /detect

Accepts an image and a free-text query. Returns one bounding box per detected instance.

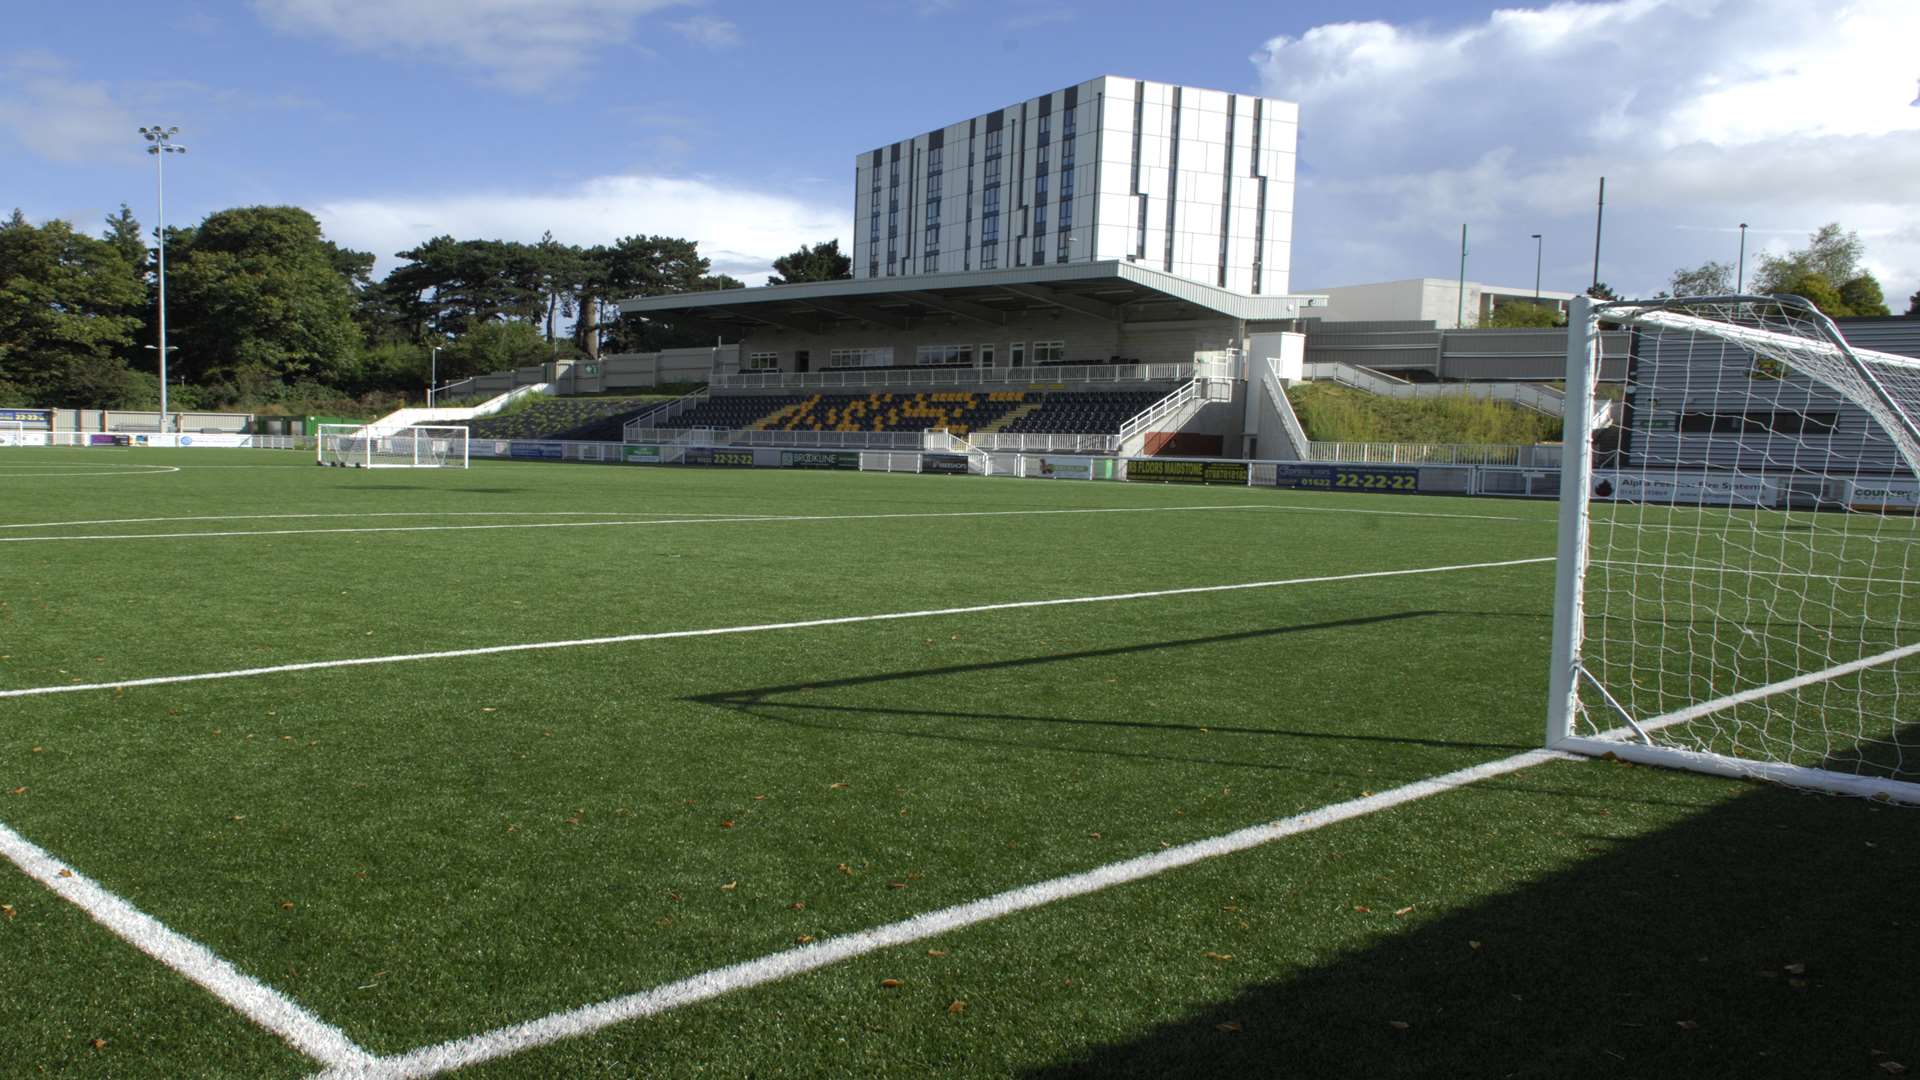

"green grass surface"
[0,446,1912,1078]
[1287,382,1562,445]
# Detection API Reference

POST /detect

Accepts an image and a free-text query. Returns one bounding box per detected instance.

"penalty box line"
[0,556,1553,700]
[0,819,377,1071]
[322,747,1572,1079]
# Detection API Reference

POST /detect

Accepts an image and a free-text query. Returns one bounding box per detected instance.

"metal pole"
[430,346,440,406]
[1590,177,1605,292]
[1531,233,1543,299]
[1736,223,1748,293]
[1456,223,1469,328]
[155,146,169,430]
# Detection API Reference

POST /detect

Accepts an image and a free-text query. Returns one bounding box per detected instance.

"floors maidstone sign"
[1127,459,1249,485]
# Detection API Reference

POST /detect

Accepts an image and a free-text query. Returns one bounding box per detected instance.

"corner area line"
[0,556,1552,700]
[320,747,1571,1079]
[0,820,376,1072]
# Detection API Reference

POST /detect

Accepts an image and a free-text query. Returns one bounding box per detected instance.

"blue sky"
[4,0,1917,304]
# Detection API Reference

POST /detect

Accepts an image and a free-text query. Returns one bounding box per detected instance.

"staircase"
[980,401,1042,434]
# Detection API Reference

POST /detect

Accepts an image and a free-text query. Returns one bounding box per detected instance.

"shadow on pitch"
[1015,765,1917,1080]
[689,610,1541,760]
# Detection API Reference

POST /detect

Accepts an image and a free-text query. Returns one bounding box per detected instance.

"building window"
[746,352,780,371]
[915,344,975,366]
[1010,342,1026,366]
[830,346,895,368]
[979,344,995,366]
[1033,340,1066,363]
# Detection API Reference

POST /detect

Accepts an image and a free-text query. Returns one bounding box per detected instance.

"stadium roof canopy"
[616,260,1324,335]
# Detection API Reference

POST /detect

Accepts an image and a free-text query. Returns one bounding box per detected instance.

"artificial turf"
[0,446,1912,1078]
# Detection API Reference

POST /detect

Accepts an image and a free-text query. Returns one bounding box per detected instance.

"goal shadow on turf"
[1016,768,1917,1080]
[687,609,1539,757]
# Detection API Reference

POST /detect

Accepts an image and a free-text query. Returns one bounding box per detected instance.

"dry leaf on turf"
[720,820,734,829]
[927,949,949,958]
[829,782,849,790]
[1203,952,1233,962]
[1878,1063,1907,1076]
[1676,1020,1699,1030]
[279,901,296,911]
[1,904,15,920]
[1388,1021,1411,1031]
[1783,962,1807,975]
[880,979,901,989]
[794,935,814,944]
[1353,905,1371,913]
[888,882,907,890]
[7,787,25,796]
[947,1000,968,1015]
[89,1039,107,1050]
[720,881,738,892]
[788,901,806,911]
[1469,940,1484,950]
[1394,905,1416,917]
[56,869,72,879]
[1215,1022,1242,1034]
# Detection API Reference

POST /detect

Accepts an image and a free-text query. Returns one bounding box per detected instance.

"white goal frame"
[0,420,23,447]
[316,424,469,469]
[1548,294,1920,804]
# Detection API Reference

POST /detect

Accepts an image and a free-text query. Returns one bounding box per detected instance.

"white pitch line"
[0,503,1274,543]
[0,556,1552,699]
[0,466,180,478]
[0,510,768,531]
[0,820,377,1071]
[319,746,1569,1079]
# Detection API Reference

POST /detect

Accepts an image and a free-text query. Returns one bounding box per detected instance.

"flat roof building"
[1296,277,1577,329]
[853,76,1298,297]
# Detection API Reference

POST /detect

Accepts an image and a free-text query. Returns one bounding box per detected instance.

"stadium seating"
[644,388,1175,438]
[434,397,672,441]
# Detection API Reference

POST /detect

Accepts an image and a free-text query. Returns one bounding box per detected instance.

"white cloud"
[313,173,847,285]
[669,15,739,48]
[1258,0,1920,307]
[252,0,689,92]
[0,73,135,164]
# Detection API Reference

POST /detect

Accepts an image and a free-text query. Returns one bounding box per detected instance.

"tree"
[1482,300,1562,328]
[1586,282,1619,301]
[437,320,550,380]
[1907,289,1920,318]
[1667,260,1732,298]
[1837,274,1889,317]
[0,210,146,406]
[767,239,851,285]
[1772,271,1846,318]
[165,206,363,394]
[1753,223,1864,294]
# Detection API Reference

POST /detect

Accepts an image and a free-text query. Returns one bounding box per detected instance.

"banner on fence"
[684,448,755,467]
[622,445,662,464]
[1126,459,1248,485]
[173,433,252,448]
[1030,455,1094,480]
[781,450,859,470]
[509,441,565,460]
[0,408,52,427]
[1844,479,1920,511]
[1267,463,1421,494]
[922,453,969,475]
[1591,471,1779,507]
[89,434,131,447]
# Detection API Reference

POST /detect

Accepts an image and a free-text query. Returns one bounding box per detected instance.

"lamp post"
[139,126,186,430]
[1456,223,1469,328]
[429,346,441,406]
[1530,234,1543,299]
[1736,223,1749,293]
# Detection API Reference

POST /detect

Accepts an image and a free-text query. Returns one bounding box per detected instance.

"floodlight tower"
[139,125,186,430]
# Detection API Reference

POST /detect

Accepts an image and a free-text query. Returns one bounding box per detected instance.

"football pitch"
[1,446,1913,1079]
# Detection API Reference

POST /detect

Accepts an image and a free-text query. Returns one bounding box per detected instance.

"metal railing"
[1305,440,1563,467]
[711,362,1195,391]
[1118,379,1204,444]
[1303,361,1568,417]
[621,388,710,438]
[622,426,929,450]
[1262,358,1312,460]
[969,432,1120,454]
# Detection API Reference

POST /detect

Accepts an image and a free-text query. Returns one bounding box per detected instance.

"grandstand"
[428,395,668,443]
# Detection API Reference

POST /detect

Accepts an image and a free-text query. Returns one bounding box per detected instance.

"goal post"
[316,424,469,469]
[1550,294,1920,804]
[0,420,23,447]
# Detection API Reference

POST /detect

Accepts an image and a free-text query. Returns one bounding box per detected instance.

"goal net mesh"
[318,425,468,469]
[1567,295,1920,801]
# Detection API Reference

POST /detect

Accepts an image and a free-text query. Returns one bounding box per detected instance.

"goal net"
[0,420,23,447]
[316,424,469,469]
[1549,294,1920,803]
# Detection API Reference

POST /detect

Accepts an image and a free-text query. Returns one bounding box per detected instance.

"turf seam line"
[314,748,1572,1079]
[0,820,377,1071]
[0,510,766,530]
[0,504,1271,542]
[0,556,1553,699]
